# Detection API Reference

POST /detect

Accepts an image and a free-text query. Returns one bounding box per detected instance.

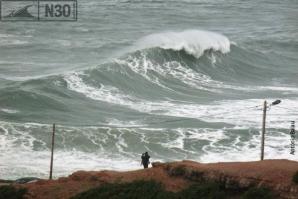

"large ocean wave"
[2,30,298,125]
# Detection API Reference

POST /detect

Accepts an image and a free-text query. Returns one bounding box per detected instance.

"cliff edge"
[18,159,298,199]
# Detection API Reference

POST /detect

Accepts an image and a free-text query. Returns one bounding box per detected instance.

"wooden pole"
[261,101,267,161]
[49,123,55,179]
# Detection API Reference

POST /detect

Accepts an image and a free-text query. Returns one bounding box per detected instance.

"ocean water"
[0,0,298,180]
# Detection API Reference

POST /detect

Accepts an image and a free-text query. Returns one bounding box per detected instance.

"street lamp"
[260,100,281,161]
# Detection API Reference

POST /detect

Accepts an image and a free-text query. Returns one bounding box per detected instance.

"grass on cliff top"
[0,185,27,199]
[71,180,234,199]
[292,170,298,184]
[242,187,272,199]
[0,179,14,183]
[71,180,275,199]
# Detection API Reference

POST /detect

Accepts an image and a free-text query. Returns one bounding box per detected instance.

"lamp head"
[272,100,281,105]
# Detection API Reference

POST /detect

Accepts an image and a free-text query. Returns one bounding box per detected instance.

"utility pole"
[260,99,281,161]
[49,123,55,179]
[261,101,267,161]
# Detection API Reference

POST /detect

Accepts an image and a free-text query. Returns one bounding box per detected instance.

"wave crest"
[133,30,230,58]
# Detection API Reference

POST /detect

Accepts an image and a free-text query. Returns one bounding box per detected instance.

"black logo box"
[0,0,77,21]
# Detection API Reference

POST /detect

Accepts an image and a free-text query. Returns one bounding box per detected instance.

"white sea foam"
[64,72,137,105]
[1,109,19,114]
[0,146,143,180]
[199,130,297,163]
[0,40,28,46]
[0,122,143,180]
[116,52,298,94]
[0,34,13,38]
[131,30,230,58]
[106,118,144,127]
[1,119,297,180]
[116,55,221,93]
[64,72,298,129]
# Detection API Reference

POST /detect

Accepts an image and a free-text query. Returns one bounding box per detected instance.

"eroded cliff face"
[152,160,298,199]
[20,159,298,199]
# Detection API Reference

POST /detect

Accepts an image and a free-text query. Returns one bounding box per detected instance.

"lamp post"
[260,100,281,161]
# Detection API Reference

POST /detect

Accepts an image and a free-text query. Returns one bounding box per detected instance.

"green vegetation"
[292,170,298,184]
[0,179,14,183]
[241,187,272,199]
[169,164,187,177]
[177,182,230,199]
[0,185,27,199]
[71,180,174,199]
[71,180,235,199]
[0,178,273,199]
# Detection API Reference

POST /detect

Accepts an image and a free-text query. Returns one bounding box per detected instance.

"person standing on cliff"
[141,152,150,169]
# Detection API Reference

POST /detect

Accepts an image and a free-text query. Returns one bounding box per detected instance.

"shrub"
[72,180,261,199]
[242,187,272,199]
[71,180,175,199]
[0,185,27,199]
[0,179,14,183]
[292,170,298,184]
[169,165,186,177]
[177,182,228,199]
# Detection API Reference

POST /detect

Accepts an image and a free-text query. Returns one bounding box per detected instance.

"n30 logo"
[0,0,77,22]
[45,4,72,17]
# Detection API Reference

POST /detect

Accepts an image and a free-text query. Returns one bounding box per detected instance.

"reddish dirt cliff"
[15,159,298,199]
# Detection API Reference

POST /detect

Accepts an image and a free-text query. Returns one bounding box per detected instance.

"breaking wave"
[129,30,231,58]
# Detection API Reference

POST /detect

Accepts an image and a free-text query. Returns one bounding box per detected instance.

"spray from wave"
[130,30,230,58]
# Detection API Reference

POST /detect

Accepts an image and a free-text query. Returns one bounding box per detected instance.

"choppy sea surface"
[1,0,298,180]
